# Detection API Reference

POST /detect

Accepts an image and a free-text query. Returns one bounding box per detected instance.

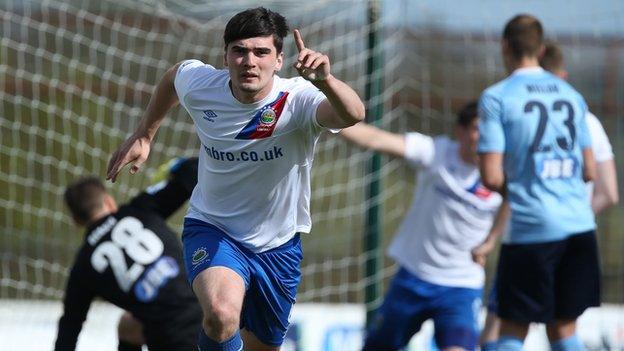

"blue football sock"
[198,329,243,351]
[550,334,584,351]
[496,336,523,351]
[481,340,498,351]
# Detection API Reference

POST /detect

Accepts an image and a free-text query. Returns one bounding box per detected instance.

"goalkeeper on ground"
[55,157,201,351]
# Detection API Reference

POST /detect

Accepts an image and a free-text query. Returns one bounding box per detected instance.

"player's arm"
[479,153,505,193]
[578,104,596,184]
[339,122,406,158]
[582,148,596,183]
[54,263,95,351]
[471,200,510,266]
[292,29,365,129]
[129,157,199,219]
[592,158,619,214]
[106,63,182,183]
[477,93,506,193]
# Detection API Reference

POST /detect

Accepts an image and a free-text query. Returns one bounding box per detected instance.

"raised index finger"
[293,29,306,52]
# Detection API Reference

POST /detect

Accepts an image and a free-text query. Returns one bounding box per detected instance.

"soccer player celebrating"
[106,7,365,351]
[55,157,202,351]
[478,15,600,351]
[475,40,619,351]
[340,102,506,351]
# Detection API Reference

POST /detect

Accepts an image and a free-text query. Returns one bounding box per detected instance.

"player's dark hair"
[456,101,478,127]
[503,14,544,60]
[539,42,564,73]
[223,7,289,53]
[64,177,107,224]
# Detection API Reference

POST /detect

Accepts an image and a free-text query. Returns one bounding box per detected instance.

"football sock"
[496,336,523,351]
[481,341,498,351]
[550,334,584,351]
[198,329,243,351]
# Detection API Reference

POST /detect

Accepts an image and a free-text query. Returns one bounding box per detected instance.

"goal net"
[1,0,622,349]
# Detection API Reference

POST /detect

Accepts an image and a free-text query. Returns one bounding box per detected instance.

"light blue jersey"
[478,67,595,244]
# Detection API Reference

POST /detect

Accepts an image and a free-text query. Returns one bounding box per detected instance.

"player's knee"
[202,317,238,341]
[202,304,239,338]
[208,302,240,327]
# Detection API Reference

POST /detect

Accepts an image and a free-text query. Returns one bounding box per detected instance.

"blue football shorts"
[182,218,302,347]
[364,267,482,351]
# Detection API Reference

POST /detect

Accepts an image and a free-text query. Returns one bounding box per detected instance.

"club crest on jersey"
[236,91,289,139]
[466,180,492,200]
[192,247,209,267]
[260,108,277,126]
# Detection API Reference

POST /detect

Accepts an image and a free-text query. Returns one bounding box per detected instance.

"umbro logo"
[202,110,217,122]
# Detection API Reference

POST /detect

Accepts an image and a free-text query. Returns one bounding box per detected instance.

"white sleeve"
[290,78,330,134]
[174,59,216,107]
[586,112,614,162]
[404,132,435,168]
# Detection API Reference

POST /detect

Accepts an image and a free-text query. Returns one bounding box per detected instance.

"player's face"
[456,117,480,162]
[225,36,284,103]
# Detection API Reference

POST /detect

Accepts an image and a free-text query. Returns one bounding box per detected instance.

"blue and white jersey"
[478,67,595,244]
[174,59,328,253]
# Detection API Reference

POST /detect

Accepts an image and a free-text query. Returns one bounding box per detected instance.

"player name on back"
[526,84,559,93]
[88,217,117,246]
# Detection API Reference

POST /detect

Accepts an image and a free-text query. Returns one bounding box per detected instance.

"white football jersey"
[174,60,328,253]
[586,112,613,163]
[388,134,503,289]
[585,111,614,197]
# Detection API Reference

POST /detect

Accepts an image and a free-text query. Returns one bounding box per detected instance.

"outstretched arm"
[54,263,95,351]
[292,29,365,129]
[339,123,406,158]
[106,63,182,183]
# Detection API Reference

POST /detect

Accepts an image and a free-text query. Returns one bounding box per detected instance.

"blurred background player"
[475,40,619,351]
[478,14,600,351]
[340,102,506,351]
[55,157,202,351]
[539,42,619,213]
[105,7,365,351]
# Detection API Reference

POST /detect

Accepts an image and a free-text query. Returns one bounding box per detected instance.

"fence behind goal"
[1,0,623,349]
